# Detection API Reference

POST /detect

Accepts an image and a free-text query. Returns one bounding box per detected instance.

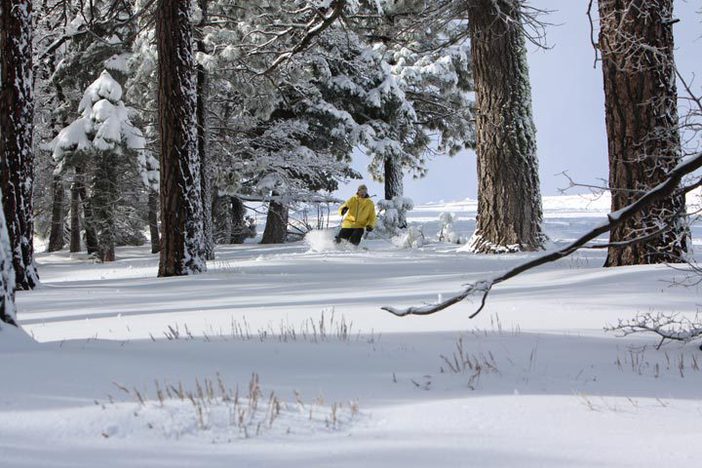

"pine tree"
[598,0,687,266]
[157,0,206,276]
[0,0,39,289]
[51,71,153,262]
[466,0,544,254]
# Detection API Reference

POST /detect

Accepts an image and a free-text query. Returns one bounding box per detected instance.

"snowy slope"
[2,196,701,467]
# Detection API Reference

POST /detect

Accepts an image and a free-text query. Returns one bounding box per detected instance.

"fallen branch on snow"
[605,312,702,349]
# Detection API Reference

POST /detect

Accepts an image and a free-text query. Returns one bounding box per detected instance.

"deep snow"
[2,195,701,467]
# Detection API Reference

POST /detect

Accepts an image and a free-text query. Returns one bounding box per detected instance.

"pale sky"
[337,0,701,204]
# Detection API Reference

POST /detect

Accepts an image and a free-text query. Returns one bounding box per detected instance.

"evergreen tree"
[50,71,154,262]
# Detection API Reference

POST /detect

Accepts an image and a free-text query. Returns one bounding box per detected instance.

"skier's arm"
[339,198,353,216]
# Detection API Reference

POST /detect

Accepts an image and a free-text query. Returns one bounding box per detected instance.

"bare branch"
[382,152,702,318]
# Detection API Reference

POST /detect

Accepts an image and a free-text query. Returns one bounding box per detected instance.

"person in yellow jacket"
[335,184,377,246]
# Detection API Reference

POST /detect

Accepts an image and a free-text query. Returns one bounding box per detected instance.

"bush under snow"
[375,196,414,237]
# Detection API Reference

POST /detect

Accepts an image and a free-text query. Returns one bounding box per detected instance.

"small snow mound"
[305,229,338,252]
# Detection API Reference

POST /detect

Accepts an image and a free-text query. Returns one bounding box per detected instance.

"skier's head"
[357,184,368,198]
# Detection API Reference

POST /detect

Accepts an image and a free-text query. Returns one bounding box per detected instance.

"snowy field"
[2,194,702,467]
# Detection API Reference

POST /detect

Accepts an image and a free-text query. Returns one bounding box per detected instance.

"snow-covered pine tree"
[358,0,476,208]
[466,0,544,254]
[34,0,146,256]
[0,0,39,290]
[51,71,155,262]
[157,0,206,275]
[598,0,688,266]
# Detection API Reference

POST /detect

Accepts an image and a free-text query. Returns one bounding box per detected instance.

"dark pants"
[335,228,364,246]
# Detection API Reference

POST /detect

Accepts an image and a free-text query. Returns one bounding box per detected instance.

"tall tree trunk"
[69,172,81,253]
[598,0,687,266]
[0,191,15,327]
[466,0,544,254]
[0,0,38,289]
[384,157,406,228]
[148,189,160,254]
[47,174,66,252]
[230,196,248,244]
[261,198,288,244]
[157,0,206,276]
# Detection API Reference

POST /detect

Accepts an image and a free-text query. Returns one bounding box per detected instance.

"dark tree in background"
[157,0,206,276]
[598,0,687,266]
[466,0,544,254]
[230,196,248,244]
[47,174,65,253]
[148,190,160,254]
[0,0,39,289]
[261,198,288,245]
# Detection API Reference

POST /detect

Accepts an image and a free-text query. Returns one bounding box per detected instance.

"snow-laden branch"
[382,151,702,318]
[261,0,346,76]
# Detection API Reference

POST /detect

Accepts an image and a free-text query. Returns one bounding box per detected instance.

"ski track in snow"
[2,198,702,467]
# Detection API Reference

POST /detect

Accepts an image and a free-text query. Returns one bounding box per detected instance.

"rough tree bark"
[69,172,81,253]
[261,198,288,244]
[197,0,214,260]
[148,189,160,254]
[466,0,544,254]
[598,0,687,266]
[211,194,231,244]
[384,157,406,228]
[91,152,118,262]
[230,196,248,244]
[157,0,206,276]
[0,0,39,289]
[75,166,98,255]
[47,174,65,252]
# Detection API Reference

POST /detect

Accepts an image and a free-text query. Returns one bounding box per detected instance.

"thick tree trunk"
[157,0,206,276]
[69,173,82,253]
[384,157,406,228]
[466,0,544,254]
[0,0,38,289]
[47,174,66,252]
[148,190,160,254]
[261,198,288,244]
[197,0,214,261]
[598,0,687,266]
[230,196,248,244]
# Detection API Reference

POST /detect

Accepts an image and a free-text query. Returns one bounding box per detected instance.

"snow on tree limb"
[382,151,702,318]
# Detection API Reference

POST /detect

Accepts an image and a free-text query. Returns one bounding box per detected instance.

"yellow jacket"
[339,195,377,229]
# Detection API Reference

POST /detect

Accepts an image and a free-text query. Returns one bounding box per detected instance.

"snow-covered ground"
[2,195,702,467]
